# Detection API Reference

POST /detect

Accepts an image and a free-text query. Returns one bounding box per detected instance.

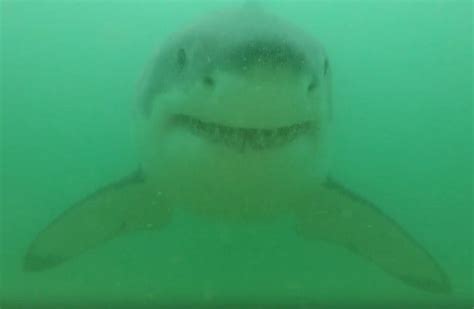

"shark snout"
[199,70,319,98]
[194,38,321,94]
[179,67,321,130]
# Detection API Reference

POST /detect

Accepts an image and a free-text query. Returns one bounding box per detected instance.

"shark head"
[135,7,333,218]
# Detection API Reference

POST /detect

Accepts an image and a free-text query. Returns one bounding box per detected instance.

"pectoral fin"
[23,170,172,272]
[296,178,450,293]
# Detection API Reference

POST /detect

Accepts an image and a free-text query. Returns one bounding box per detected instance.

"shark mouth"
[170,114,313,151]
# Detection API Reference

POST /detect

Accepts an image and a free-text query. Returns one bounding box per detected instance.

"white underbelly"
[141,127,330,221]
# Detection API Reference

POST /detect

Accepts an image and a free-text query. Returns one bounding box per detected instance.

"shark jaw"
[139,109,329,222]
[132,65,332,220]
[141,67,330,155]
[168,114,316,152]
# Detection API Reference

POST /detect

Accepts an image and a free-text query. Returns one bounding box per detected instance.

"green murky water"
[1,1,472,308]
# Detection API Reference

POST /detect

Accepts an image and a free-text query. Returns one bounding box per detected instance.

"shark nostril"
[307,80,318,93]
[324,58,330,76]
[307,74,320,93]
[202,76,215,87]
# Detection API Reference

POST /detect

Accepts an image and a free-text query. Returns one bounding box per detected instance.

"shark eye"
[177,48,186,70]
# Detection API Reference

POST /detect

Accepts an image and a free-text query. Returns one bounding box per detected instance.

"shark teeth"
[170,114,314,151]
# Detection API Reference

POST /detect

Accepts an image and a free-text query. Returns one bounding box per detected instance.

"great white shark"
[23,5,450,293]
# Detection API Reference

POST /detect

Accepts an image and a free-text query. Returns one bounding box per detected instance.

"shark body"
[24,6,450,294]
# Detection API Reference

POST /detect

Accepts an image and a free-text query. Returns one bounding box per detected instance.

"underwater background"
[1,0,472,308]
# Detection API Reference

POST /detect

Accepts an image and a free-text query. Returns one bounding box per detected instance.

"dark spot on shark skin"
[398,274,452,294]
[324,58,329,76]
[120,221,128,232]
[307,76,319,92]
[177,48,186,71]
[202,75,215,87]
[23,253,66,272]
